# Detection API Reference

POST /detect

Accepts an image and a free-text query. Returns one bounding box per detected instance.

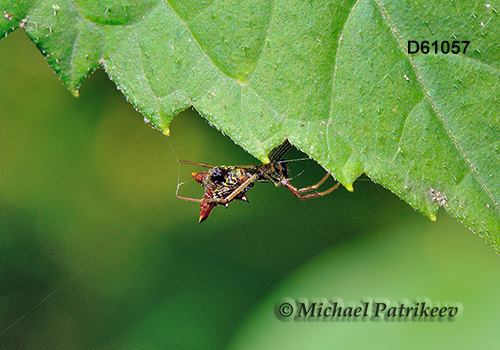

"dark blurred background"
[1,29,500,350]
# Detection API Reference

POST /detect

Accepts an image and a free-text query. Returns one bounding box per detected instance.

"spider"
[176,139,340,223]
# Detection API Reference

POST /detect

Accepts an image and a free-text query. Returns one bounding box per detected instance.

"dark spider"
[177,139,339,223]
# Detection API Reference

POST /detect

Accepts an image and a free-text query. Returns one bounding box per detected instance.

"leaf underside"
[1,0,500,250]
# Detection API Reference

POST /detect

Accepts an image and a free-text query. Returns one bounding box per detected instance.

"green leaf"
[1,0,499,249]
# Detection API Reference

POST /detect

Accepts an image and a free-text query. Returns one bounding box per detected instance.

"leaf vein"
[396,98,425,146]
[327,0,363,116]
[326,0,363,163]
[247,0,275,83]
[165,0,234,84]
[372,0,500,215]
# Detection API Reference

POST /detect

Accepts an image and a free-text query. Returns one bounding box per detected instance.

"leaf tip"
[430,214,437,222]
[345,184,354,192]
[70,90,80,98]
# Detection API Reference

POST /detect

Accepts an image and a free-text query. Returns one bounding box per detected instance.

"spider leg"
[176,195,220,203]
[178,160,216,168]
[176,173,258,204]
[219,173,259,204]
[294,173,331,194]
[282,174,339,200]
[177,174,258,223]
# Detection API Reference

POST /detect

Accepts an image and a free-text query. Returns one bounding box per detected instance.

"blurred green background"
[1,29,500,350]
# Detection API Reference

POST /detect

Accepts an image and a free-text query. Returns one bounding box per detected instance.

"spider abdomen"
[196,166,256,201]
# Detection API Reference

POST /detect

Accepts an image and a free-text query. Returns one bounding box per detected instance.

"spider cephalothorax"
[177,139,339,223]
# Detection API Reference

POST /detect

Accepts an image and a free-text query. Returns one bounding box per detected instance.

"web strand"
[163,134,189,199]
[0,199,172,337]
[1,133,180,338]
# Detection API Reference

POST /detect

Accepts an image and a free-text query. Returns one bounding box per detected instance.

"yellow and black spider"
[177,139,339,223]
